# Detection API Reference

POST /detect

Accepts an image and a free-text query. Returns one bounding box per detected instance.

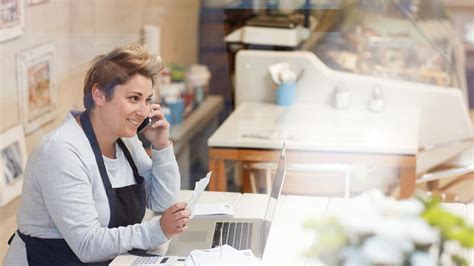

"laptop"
[167,143,287,258]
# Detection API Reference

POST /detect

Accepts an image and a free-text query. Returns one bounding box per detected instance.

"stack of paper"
[185,245,258,265]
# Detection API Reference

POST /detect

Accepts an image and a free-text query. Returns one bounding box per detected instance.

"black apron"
[11,111,147,265]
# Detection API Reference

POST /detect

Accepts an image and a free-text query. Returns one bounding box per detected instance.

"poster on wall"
[17,42,57,135]
[0,0,24,42]
[0,125,27,206]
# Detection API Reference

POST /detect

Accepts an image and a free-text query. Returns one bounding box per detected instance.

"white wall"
[0,0,200,152]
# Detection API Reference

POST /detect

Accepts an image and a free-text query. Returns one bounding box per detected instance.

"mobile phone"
[137,118,152,133]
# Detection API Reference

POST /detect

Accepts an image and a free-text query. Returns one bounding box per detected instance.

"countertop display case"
[304,0,467,91]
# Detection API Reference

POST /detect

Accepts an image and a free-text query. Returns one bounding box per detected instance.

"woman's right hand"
[159,202,191,239]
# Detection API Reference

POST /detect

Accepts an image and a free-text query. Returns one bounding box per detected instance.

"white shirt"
[103,143,136,188]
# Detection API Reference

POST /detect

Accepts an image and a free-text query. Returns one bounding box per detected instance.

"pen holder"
[276,82,296,106]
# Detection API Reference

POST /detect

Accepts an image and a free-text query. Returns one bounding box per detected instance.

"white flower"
[373,217,438,246]
[354,189,386,202]
[334,196,381,235]
[443,240,462,254]
[338,214,380,235]
[410,251,436,266]
[377,198,424,217]
[373,218,404,237]
[310,190,444,266]
[341,246,370,266]
[403,218,439,245]
[362,236,404,265]
[373,218,415,252]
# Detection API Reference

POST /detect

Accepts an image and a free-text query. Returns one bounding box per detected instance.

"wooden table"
[208,103,419,198]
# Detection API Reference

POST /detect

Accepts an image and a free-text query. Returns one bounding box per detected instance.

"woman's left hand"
[142,103,171,150]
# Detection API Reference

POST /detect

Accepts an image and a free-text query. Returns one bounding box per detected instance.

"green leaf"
[421,203,474,248]
[304,218,347,257]
[422,207,464,235]
[449,227,474,248]
[451,254,468,266]
[303,217,338,230]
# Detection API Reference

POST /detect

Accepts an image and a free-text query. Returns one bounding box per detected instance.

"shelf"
[169,95,224,154]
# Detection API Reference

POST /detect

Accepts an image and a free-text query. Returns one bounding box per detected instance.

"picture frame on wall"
[0,0,25,42]
[17,42,57,135]
[27,0,48,5]
[0,125,27,206]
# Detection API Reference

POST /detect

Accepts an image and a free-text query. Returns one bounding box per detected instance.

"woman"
[5,44,191,265]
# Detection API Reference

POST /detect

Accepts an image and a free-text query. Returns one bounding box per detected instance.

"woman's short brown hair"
[83,44,163,109]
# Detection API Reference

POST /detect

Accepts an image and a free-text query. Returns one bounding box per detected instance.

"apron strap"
[79,111,117,226]
[7,232,15,245]
[79,111,113,191]
[116,139,144,184]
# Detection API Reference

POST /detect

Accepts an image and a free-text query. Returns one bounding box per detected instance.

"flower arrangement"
[304,190,474,266]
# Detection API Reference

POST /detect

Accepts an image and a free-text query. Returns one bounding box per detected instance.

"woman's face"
[99,74,153,138]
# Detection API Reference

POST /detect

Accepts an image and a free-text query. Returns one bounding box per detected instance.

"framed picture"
[27,0,48,5]
[17,42,57,134]
[0,125,27,206]
[0,0,25,42]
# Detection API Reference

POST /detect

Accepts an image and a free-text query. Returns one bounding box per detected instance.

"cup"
[276,82,296,106]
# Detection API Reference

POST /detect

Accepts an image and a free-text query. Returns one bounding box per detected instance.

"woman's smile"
[126,118,140,127]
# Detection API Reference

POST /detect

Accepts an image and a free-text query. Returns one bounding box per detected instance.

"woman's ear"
[91,84,106,107]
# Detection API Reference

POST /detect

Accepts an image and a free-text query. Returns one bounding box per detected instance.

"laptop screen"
[259,143,286,253]
[264,144,286,223]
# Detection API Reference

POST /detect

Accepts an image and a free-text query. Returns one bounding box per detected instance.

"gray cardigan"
[4,111,180,265]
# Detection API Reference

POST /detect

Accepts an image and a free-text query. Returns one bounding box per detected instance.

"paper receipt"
[187,171,211,216]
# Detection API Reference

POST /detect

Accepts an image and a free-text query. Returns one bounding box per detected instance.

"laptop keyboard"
[211,222,253,250]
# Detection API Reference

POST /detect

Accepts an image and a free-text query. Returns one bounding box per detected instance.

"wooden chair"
[243,162,355,198]
[417,164,474,202]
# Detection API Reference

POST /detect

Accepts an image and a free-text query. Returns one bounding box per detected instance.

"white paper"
[194,203,234,217]
[185,245,258,266]
[187,171,211,216]
[268,62,296,85]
